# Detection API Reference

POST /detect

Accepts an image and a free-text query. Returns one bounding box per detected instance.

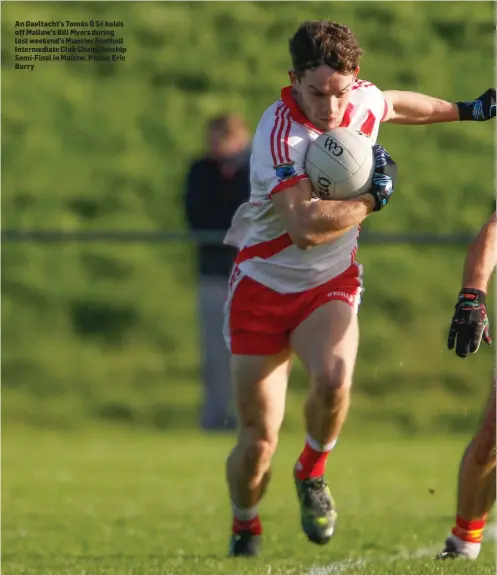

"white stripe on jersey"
[225,81,386,294]
[271,105,292,165]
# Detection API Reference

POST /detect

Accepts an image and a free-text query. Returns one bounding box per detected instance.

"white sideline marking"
[308,525,497,575]
[308,547,438,575]
[308,559,367,575]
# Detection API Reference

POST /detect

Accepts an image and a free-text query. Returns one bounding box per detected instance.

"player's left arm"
[461,211,496,293]
[382,88,496,124]
[447,212,496,358]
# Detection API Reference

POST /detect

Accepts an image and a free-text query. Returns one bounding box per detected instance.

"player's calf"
[437,387,496,561]
[227,427,279,556]
[304,358,354,449]
[226,352,289,556]
[290,300,358,544]
[295,382,343,545]
[294,358,352,545]
[227,431,278,503]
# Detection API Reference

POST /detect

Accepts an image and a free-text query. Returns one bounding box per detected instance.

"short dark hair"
[289,20,363,77]
[207,114,249,138]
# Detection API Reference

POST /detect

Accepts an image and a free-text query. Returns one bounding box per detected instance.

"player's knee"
[313,358,352,406]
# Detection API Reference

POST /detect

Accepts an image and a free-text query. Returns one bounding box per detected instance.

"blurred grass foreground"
[1,1,495,434]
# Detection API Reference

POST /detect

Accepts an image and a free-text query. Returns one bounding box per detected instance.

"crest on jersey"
[274,162,296,181]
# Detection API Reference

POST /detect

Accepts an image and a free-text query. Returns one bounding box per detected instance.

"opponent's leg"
[227,350,291,557]
[438,381,496,560]
[290,299,359,544]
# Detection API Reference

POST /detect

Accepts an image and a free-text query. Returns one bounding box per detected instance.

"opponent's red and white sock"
[295,435,338,481]
[448,515,486,559]
[232,504,262,535]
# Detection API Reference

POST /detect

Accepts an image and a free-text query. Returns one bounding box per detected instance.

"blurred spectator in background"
[184,114,251,431]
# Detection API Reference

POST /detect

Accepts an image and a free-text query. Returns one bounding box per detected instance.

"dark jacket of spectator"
[184,117,251,278]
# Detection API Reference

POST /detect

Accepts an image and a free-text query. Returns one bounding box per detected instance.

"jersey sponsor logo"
[274,161,296,181]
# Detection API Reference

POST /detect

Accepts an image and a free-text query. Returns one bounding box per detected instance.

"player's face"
[208,128,228,158]
[208,128,248,160]
[291,65,359,131]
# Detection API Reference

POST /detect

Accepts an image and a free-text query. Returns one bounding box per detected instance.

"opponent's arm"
[382,88,496,125]
[447,212,496,358]
[272,145,397,249]
[462,211,497,292]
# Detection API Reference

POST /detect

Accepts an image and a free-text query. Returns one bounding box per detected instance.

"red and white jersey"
[224,80,388,294]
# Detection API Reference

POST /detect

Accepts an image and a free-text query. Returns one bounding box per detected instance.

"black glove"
[456,88,496,121]
[447,288,492,358]
[369,144,397,212]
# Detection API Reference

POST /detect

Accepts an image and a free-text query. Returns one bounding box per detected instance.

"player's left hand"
[447,288,492,358]
[457,88,496,121]
[369,144,397,212]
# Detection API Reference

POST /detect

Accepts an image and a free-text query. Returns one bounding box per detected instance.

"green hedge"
[2,2,494,432]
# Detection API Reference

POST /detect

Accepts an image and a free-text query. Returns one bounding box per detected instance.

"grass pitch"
[3,427,495,574]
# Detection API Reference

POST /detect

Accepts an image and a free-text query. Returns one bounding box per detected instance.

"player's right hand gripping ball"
[456,88,496,121]
[447,288,492,358]
[369,144,397,212]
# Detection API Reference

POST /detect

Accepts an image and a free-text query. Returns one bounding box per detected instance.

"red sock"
[232,514,262,535]
[295,438,334,480]
[452,515,486,544]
